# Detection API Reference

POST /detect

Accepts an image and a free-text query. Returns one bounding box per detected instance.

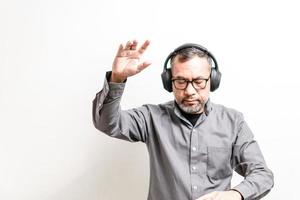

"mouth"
[183,99,199,105]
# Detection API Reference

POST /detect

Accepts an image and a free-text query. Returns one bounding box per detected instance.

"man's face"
[172,56,211,114]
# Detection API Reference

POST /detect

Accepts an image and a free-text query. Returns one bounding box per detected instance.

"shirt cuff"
[104,71,126,99]
[233,183,253,200]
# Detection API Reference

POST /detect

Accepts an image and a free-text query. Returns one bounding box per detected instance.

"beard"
[177,98,206,114]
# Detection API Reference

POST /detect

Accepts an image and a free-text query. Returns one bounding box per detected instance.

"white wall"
[1,0,299,199]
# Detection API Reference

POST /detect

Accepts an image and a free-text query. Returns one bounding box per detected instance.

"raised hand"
[110,40,151,83]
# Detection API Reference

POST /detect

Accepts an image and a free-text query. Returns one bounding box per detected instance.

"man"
[92,40,274,200]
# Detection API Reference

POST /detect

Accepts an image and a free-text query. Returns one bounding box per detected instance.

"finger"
[138,40,150,55]
[137,61,151,72]
[130,40,138,50]
[116,44,124,57]
[124,40,132,50]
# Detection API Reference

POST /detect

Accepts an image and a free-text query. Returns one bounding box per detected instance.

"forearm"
[233,163,274,200]
[92,71,125,136]
[232,119,274,199]
[92,71,149,142]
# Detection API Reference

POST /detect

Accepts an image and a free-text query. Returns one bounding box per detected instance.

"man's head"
[171,47,212,114]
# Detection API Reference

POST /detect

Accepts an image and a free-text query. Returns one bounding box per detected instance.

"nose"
[184,82,197,95]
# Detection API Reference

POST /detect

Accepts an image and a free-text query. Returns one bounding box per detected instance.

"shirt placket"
[190,127,200,199]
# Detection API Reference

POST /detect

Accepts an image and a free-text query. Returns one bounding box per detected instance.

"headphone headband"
[163,43,218,72]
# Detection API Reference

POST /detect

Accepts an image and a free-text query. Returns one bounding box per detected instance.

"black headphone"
[161,43,222,92]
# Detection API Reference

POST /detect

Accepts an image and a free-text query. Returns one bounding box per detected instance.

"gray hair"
[170,47,213,68]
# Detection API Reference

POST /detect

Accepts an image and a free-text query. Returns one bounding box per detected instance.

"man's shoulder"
[210,102,244,120]
[140,100,174,113]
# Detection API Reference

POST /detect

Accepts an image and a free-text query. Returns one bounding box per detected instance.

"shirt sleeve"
[231,114,274,200]
[92,71,149,143]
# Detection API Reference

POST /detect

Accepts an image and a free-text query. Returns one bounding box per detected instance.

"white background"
[1,0,300,199]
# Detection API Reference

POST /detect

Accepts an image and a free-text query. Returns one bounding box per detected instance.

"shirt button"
[192,146,197,151]
[192,166,197,171]
[192,185,198,190]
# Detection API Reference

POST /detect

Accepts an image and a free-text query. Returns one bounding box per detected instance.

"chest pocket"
[207,146,232,179]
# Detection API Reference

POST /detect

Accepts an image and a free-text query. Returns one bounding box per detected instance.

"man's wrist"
[110,72,126,83]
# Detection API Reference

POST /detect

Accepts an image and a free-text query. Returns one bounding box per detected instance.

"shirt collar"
[204,98,213,116]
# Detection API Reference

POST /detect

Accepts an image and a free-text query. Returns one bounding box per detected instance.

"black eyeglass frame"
[171,76,210,90]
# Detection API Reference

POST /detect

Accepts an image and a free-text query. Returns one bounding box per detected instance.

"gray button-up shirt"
[92,72,274,200]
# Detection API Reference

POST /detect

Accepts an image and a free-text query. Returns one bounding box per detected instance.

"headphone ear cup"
[210,68,222,92]
[161,68,173,92]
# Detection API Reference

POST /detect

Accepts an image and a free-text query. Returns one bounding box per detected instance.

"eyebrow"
[173,75,208,80]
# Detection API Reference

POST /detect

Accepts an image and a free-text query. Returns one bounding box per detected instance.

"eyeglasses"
[171,77,210,90]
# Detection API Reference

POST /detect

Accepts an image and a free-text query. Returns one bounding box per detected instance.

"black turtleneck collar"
[174,102,202,126]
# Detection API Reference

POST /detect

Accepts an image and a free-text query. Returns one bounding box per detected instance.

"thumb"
[137,61,151,72]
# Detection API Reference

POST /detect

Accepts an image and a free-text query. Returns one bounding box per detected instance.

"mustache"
[182,97,205,104]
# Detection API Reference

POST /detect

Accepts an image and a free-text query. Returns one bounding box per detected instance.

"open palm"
[112,40,151,82]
